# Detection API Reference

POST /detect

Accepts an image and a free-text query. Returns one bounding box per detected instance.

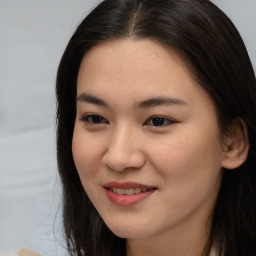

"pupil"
[92,115,103,123]
[152,117,164,126]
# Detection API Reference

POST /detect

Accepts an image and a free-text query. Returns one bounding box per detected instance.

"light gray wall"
[213,0,256,69]
[0,1,255,255]
[0,1,100,255]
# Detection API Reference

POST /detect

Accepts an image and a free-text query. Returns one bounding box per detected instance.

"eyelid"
[78,113,177,127]
[144,115,177,127]
[79,113,108,124]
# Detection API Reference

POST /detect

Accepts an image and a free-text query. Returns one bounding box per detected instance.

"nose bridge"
[103,123,145,172]
[111,123,133,152]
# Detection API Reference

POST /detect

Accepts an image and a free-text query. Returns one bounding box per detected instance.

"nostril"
[103,149,146,172]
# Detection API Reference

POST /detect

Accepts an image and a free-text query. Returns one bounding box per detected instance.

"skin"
[72,39,228,256]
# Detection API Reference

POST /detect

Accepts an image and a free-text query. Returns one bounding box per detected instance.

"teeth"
[117,188,124,195]
[134,188,141,194]
[110,188,151,195]
[125,188,135,195]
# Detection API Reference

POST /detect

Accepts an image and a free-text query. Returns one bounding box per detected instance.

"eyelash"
[80,114,108,124]
[80,114,177,127]
[145,116,176,127]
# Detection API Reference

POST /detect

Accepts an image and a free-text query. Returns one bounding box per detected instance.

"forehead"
[79,39,189,75]
[77,39,198,97]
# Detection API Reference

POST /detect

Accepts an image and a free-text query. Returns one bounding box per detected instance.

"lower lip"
[104,188,155,207]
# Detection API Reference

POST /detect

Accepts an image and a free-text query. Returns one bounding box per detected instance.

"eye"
[145,116,176,127]
[80,114,108,124]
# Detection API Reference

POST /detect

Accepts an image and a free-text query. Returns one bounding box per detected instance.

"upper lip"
[103,182,157,190]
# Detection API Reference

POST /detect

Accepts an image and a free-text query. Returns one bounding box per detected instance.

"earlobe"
[221,117,250,170]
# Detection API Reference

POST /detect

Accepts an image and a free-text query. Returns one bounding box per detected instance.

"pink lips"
[103,182,156,207]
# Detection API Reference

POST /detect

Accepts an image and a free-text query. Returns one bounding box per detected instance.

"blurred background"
[0,1,255,255]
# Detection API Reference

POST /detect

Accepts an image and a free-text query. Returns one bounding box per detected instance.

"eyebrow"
[76,93,109,107]
[76,93,187,108]
[136,97,188,108]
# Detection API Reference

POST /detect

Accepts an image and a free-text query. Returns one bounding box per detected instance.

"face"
[72,39,225,241]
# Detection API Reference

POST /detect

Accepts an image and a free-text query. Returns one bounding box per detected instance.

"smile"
[103,182,157,206]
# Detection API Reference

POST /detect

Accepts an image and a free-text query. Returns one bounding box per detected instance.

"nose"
[102,126,146,172]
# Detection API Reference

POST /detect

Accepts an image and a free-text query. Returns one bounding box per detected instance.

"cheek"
[72,127,104,203]
[72,125,102,179]
[149,130,223,191]
[148,135,223,225]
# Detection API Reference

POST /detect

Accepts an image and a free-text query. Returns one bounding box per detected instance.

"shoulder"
[0,249,42,256]
[16,249,42,256]
[0,252,18,256]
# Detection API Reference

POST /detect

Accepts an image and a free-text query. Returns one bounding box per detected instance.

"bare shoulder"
[16,249,42,256]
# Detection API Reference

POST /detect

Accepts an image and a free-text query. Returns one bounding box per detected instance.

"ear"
[221,117,250,170]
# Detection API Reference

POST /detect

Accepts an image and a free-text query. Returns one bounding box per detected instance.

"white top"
[0,252,17,256]
[0,249,41,256]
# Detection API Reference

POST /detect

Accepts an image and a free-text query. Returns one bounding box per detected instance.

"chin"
[106,222,152,239]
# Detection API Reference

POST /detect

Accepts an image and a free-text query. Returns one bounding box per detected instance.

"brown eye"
[145,116,176,127]
[80,114,108,124]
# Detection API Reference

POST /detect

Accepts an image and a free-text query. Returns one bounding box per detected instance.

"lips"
[103,182,157,206]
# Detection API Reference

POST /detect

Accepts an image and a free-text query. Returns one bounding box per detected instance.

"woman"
[56,0,256,255]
